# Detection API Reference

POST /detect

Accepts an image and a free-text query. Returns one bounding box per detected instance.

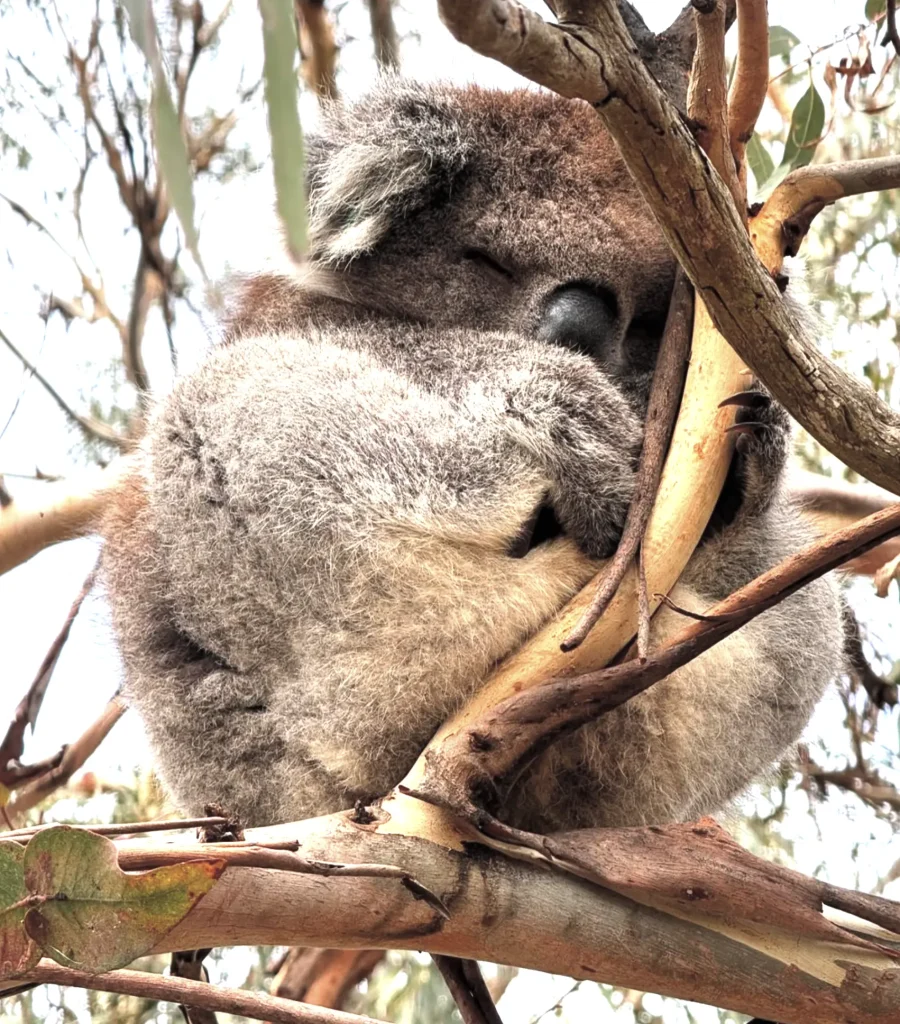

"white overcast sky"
[1,0,898,906]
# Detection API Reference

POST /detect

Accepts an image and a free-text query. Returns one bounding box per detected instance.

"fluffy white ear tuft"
[305,79,473,265]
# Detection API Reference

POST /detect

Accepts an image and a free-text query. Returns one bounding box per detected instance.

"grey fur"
[101,81,843,831]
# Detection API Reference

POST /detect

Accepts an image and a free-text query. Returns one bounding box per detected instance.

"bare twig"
[17,962,386,1024]
[433,956,504,1024]
[0,328,129,450]
[6,695,127,819]
[1,816,231,841]
[0,566,97,791]
[563,270,692,650]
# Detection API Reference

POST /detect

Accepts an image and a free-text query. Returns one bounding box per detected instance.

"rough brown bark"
[437,0,900,495]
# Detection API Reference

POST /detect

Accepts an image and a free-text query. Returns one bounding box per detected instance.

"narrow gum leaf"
[259,0,308,260]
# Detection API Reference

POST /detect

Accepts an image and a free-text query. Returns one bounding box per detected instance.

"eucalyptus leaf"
[22,826,224,974]
[866,0,886,21]
[120,0,205,275]
[769,25,800,61]
[776,82,826,183]
[0,841,40,980]
[746,134,775,193]
[259,0,308,260]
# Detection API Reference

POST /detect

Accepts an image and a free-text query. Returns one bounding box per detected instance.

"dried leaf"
[22,826,224,973]
[259,0,308,260]
[0,842,39,980]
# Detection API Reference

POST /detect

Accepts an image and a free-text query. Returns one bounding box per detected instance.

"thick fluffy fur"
[102,81,843,831]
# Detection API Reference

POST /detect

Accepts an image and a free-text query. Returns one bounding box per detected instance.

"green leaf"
[0,841,40,980]
[769,25,800,61]
[746,134,775,192]
[866,0,886,20]
[22,826,224,974]
[120,0,205,275]
[259,0,308,260]
[780,83,826,170]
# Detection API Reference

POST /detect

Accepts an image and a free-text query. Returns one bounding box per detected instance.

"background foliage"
[0,2,899,1021]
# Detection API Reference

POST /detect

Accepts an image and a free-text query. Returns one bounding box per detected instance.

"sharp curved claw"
[718,391,771,409]
[725,421,767,436]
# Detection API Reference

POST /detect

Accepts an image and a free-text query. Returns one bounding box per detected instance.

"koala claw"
[718,390,772,410]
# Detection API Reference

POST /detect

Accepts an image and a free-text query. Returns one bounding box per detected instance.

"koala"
[101,80,844,833]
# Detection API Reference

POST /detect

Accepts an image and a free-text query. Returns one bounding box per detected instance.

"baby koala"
[101,80,843,832]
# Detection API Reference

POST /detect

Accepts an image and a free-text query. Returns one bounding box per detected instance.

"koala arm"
[104,326,642,825]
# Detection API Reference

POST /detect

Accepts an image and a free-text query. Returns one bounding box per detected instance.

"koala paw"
[718,386,791,518]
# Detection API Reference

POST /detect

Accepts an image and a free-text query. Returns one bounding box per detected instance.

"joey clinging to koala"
[102,80,843,833]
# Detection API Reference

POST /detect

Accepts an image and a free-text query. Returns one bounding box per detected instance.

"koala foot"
[708,387,791,528]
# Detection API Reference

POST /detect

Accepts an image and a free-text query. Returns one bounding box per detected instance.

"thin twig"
[433,956,504,1024]
[1,815,231,841]
[563,270,692,650]
[0,327,129,450]
[115,846,450,919]
[16,962,387,1024]
[0,566,97,790]
[6,695,127,817]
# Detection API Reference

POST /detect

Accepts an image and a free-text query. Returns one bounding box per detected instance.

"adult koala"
[102,81,843,832]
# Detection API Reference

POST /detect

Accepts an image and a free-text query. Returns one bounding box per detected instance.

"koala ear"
[306,80,473,265]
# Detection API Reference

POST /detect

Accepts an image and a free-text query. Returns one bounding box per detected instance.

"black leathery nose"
[536,283,618,361]
[508,498,565,558]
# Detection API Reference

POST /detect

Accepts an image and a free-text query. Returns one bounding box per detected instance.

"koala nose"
[537,283,618,363]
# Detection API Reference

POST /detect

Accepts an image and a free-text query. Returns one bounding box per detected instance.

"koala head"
[228,80,676,383]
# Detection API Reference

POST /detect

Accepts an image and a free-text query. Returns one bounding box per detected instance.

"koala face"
[231,83,676,384]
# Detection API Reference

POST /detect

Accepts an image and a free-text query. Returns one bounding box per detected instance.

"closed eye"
[461,247,515,281]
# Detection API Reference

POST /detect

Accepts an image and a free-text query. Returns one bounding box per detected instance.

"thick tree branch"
[0,463,127,575]
[437,0,900,495]
[726,0,768,190]
[8,812,891,1024]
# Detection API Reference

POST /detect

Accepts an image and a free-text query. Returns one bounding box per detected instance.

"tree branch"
[726,0,768,191]
[0,462,127,576]
[9,810,891,1024]
[402,501,900,823]
[16,962,385,1024]
[750,157,900,271]
[436,0,900,495]
[295,0,339,101]
[0,328,130,450]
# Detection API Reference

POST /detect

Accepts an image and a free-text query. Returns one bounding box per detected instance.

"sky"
[0,0,898,918]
